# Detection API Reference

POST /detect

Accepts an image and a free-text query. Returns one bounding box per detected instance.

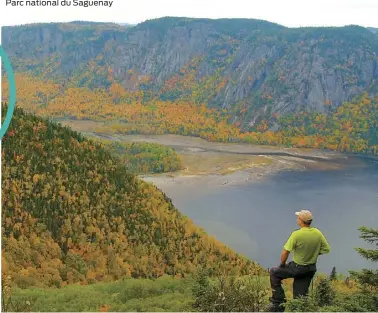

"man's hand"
[279,262,286,268]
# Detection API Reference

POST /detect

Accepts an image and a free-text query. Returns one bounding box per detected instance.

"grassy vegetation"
[4,276,194,312]
[3,272,371,312]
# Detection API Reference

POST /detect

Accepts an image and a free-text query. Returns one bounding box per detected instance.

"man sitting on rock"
[266,209,331,312]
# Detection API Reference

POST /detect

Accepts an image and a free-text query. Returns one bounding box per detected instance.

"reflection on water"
[158,157,378,274]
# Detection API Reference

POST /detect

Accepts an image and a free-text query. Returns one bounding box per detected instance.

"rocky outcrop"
[2,18,378,128]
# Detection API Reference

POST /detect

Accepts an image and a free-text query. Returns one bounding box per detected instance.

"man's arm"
[280,249,290,266]
[281,231,296,266]
[319,233,331,255]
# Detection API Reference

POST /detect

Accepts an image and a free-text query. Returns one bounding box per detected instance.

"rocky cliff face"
[2,18,378,128]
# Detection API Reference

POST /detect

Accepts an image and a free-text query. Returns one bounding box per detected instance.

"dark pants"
[269,261,316,306]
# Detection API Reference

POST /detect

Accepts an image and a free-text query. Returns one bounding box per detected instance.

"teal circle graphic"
[0,44,16,140]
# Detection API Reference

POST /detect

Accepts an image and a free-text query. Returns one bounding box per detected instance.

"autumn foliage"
[3,74,378,156]
[1,107,261,288]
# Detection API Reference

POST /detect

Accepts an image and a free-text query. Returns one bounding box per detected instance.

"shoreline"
[57,119,371,187]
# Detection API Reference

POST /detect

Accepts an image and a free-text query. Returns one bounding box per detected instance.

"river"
[152,156,378,275]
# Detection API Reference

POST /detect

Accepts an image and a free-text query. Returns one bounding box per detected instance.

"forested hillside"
[1,106,260,289]
[2,18,378,127]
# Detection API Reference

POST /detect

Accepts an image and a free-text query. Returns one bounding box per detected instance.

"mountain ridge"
[2,17,377,129]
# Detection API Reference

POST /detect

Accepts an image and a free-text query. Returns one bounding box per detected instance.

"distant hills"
[2,17,377,129]
[367,27,378,34]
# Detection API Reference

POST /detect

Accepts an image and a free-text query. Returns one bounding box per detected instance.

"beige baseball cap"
[295,209,313,222]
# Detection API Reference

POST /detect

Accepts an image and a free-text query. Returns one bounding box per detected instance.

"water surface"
[157,157,378,275]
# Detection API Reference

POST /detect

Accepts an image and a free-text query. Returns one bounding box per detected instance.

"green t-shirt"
[283,227,331,265]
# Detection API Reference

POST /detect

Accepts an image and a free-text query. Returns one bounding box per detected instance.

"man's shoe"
[263,302,285,312]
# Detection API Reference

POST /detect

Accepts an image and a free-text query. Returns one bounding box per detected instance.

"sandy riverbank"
[140,152,348,188]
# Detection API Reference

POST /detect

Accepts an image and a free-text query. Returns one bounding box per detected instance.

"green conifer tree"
[349,226,378,291]
[329,266,337,281]
[314,278,336,306]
